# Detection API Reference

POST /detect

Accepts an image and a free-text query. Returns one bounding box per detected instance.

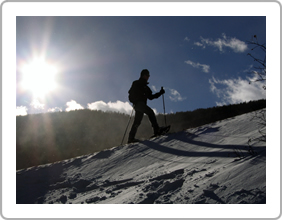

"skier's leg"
[135,102,159,135]
[144,106,159,133]
[128,109,143,142]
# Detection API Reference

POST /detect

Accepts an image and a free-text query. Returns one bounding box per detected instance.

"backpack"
[128,87,135,103]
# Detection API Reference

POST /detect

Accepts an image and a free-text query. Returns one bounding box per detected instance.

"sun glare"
[21,57,58,98]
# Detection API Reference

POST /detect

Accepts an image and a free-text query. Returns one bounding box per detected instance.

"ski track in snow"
[16,110,266,204]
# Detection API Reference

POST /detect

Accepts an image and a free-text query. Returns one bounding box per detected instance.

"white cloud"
[151,85,157,92]
[168,88,186,102]
[48,107,63,112]
[87,100,133,115]
[30,99,45,109]
[194,33,248,53]
[185,60,210,73]
[184,37,190,42]
[209,76,266,106]
[243,64,254,73]
[65,100,84,112]
[16,106,28,116]
[194,42,204,47]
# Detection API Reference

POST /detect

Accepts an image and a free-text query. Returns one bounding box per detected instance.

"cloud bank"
[16,106,28,116]
[209,76,266,106]
[48,107,63,112]
[65,100,84,112]
[87,100,133,115]
[16,100,134,115]
[195,33,248,53]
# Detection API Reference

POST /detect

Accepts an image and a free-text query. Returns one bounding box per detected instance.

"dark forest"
[17,99,266,170]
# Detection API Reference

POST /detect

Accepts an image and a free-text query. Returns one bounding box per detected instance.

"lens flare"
[21,56,58,98]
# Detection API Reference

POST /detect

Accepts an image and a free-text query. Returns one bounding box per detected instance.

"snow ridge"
[17,110,266,205]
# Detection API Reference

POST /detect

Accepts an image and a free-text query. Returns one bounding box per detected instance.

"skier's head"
[140,69,150,81]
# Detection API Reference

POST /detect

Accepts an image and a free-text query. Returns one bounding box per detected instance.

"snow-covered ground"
[12,109,279,218]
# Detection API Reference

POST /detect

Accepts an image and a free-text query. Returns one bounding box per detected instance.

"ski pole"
[120,108,134,145]
[161,86,167,126]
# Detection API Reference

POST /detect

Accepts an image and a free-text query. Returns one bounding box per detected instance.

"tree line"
[16,99,266,170]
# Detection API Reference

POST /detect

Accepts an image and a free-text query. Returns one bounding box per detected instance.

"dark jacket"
[128,78,161,105]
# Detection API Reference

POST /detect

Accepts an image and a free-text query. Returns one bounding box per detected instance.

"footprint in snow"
[139,169,185,204]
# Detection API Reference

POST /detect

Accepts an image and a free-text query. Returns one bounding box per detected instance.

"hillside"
[16,99,266,170]
[16,109,266,214]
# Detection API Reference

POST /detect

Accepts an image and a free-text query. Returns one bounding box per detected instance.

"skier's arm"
[148,87,165,100]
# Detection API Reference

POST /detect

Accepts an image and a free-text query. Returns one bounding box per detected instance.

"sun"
[20,56,59,98]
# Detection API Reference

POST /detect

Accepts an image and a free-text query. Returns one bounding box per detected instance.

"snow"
[10,109,280,218]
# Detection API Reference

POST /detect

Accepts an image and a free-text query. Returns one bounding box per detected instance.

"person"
[127,69,166,143]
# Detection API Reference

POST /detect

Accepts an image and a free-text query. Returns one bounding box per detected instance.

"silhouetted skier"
[128,69,168,143]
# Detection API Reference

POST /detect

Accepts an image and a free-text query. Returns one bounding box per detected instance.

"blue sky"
[16,16,266,115]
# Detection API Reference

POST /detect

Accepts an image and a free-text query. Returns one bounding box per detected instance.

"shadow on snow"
[142,131,265,158]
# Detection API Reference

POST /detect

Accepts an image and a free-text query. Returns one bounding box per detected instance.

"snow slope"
[15,109,271,218]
